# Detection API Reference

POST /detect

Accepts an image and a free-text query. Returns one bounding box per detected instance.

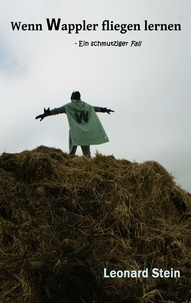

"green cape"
[65,100,109,146]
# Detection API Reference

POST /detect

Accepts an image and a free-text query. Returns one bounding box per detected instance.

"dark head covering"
[71,91,81,100]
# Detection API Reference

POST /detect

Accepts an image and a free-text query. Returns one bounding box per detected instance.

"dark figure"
[36,91,114,157]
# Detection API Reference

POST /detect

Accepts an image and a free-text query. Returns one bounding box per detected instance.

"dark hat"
[71,91,81,100]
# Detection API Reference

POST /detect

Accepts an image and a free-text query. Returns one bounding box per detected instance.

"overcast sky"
[0,0,190,192]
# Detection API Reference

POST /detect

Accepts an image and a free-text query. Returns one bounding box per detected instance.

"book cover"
[0,1,191,302]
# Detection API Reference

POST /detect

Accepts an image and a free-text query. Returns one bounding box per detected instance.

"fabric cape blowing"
[65,100,109,146]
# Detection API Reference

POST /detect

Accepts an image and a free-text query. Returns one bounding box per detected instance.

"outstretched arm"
[35,105,66,121]
[35,108,52,121]
[93,106,115,114]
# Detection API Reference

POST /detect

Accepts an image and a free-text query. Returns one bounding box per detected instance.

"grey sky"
[0,0,190,192]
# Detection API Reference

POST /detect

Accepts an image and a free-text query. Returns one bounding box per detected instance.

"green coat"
[65,100,109,146]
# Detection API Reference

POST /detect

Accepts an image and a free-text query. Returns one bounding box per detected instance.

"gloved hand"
[101,107,115,115]
[35,108,51,121]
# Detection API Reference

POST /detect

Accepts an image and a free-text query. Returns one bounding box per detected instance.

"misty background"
[0,0,190,192]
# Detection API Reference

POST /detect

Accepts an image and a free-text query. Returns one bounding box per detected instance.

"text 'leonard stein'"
[103,268,181,279]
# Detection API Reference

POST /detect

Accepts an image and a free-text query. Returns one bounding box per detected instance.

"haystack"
[0,145,191,303]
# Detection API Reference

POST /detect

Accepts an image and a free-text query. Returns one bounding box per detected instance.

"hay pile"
[0,145,191,303]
